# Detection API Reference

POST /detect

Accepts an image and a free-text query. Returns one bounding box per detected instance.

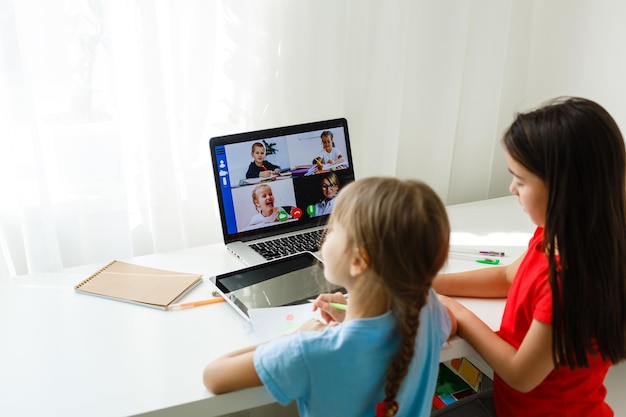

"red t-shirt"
[494,227,613,416]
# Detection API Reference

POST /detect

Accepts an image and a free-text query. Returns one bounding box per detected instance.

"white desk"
[441,195,534,362]
[0,196,534,417]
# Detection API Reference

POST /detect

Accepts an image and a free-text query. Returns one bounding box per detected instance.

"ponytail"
[376,297,426,416]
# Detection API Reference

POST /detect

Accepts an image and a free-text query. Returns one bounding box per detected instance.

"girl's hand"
[259,170,271,178]
[437,294,459,337]
[312,292,347,323]
[437,294,467,337]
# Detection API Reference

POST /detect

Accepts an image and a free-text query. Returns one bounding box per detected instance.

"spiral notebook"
[74,260,203,310]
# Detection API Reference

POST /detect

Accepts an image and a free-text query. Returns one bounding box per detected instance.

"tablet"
[211,252,344,320]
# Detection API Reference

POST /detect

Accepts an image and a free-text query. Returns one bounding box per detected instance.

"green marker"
[308,299,348,311]
[328,302,348,311]
[476,259,500,265]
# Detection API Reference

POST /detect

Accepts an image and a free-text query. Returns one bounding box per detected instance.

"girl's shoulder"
[295,314,398,355]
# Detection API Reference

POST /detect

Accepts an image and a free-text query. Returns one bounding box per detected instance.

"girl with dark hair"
[434,97,626,416]
[204,177,454,417]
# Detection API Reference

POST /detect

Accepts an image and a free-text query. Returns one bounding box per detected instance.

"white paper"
[248,303,323,343]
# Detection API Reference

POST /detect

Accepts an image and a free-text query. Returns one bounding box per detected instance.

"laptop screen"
[210,118,355,243]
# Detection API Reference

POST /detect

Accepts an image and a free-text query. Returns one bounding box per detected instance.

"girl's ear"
[350,247,370,277]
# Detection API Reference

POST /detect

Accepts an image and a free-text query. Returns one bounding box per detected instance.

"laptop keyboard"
[249,229,324,260]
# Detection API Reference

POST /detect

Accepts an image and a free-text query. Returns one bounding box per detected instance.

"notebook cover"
[74,260,203,310]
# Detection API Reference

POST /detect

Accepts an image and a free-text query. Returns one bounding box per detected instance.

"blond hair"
[328,177,449,414]
[251,184,271,210]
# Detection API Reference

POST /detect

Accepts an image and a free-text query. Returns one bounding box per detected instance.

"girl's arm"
[440,296,554,392]
[203,345,263,394]
[433,251,526,298]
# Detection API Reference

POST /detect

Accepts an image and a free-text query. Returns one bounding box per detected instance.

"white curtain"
[2,0,625,277]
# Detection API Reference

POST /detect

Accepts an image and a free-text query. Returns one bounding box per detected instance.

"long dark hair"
[329,177,450,414]
[503,97,626,368]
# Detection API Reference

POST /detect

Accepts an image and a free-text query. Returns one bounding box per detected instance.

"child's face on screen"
[254,186,275,215]
[251,146,266,165]
[321,135,333,153]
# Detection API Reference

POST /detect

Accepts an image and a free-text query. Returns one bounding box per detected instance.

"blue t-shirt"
[254,289,451,417]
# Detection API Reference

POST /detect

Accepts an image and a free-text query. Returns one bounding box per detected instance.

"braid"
[377,290,429,417]
[385,302,421,398]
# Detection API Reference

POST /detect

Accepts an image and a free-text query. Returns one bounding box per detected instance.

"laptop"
[209,118,355,265]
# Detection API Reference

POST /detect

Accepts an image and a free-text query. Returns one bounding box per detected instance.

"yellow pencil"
[168,297,225,310]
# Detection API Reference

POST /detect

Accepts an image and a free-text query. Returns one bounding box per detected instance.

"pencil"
[328,302,347,311]
[168,297,225,310]
[308,299,348,311]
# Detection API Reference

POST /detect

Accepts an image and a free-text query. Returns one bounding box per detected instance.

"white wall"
[526,1,626,129]
[340,1,626,205]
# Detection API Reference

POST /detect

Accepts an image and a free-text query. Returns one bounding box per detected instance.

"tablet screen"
[212,252,344,319]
